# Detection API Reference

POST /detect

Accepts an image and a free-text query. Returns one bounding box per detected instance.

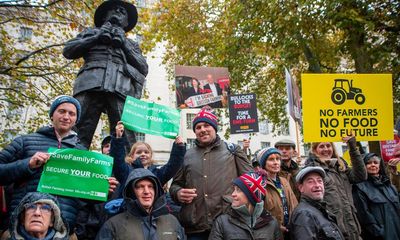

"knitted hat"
[274,139,296,149]
[233,172,266,206]
[257,147,281,169]
[296,166,326,183]
[192,106,219,132]
[49,95,81,123]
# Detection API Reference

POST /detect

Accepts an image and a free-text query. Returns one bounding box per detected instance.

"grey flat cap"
[296,166,326,183]
[274,139,296,148]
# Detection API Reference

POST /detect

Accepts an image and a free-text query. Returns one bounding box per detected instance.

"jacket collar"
[194,134,221,149]
[301,195,337,224]
[36,126,80,146]
[281,159,298,172]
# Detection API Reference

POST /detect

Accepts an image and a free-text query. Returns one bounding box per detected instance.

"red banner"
[380,134,400,161]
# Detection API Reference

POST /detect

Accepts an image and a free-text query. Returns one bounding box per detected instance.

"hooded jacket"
[0,126,86,230]
[9,192,69,240]
[96,168,185,240]
[353,153,400,240]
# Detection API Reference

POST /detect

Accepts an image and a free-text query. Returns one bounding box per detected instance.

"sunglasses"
[25,203,52,213]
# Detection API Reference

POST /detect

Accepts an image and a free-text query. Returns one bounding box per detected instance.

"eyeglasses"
[24,203,52,214]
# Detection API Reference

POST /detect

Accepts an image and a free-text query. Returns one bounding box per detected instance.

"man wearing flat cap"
[63,0,148,150]
[275,139,300,200]
[289,166,344,240]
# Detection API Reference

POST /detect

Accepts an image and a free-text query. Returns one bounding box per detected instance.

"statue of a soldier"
[63,0,148,149]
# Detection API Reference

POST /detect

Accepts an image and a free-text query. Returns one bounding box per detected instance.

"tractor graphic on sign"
[331,79,365,105]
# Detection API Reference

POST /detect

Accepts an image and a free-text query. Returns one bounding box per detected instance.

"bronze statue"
[63,0,148,149]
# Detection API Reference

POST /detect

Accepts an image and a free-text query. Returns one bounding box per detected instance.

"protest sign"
[380,134,400,162]
[121,96,180,139]
[185,93,222,108]
[175,65,230,109]
[285,67,302,125]
[229,93,259,134]
[37,148,113,201]
[302,74,393,142]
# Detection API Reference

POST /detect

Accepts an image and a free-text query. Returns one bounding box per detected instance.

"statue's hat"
[94,0,138,32]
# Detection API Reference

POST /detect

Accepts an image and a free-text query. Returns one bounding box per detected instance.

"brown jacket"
[279,159,300,201]
[264,176,298,228]
[170,136,252,234]
[305,151,366,240]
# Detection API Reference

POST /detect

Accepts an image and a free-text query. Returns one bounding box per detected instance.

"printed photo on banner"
[37,148,113,201]
[175,65,230,109]
[302,74,393,142]
[229,93,259,134]
[121,96,180,139]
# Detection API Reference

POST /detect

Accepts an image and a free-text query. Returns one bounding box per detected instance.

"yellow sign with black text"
[302,74,393,142]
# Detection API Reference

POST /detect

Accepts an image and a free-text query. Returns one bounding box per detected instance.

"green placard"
[37,148,113,201]
[121,96,180,139]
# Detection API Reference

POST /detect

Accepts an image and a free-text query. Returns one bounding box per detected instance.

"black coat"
[353,175,400,240]
[289,196,344,240]
[203,83,223,108]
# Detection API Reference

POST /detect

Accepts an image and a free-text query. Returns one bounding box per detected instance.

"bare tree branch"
[0,42,66,74]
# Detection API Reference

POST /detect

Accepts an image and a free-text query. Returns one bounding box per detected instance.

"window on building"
[186,113,196,129]
[278,121,290,136]
[6,106,24,117]
[303,144,311,156]
[136,132,145,142]
[136,0,146,8]
[261,142,270,149]
[19,27,33,41]
[341,145,348,154]
[187,138,196,149]
[361,146,367,154]
[136,34,143,44]
[3,128,19,143]
[259,120,270,135]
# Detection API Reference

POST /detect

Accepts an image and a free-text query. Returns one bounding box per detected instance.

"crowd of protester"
[0,96,400,240]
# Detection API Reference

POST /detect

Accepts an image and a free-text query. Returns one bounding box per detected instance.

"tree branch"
[0,42,66,74]
[0,0,65,8]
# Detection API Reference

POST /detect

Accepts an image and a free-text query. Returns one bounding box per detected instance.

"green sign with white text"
[37,148,113,201]
[121,96,180,139]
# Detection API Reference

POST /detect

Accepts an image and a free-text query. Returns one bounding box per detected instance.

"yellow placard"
[302,74,393,142]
